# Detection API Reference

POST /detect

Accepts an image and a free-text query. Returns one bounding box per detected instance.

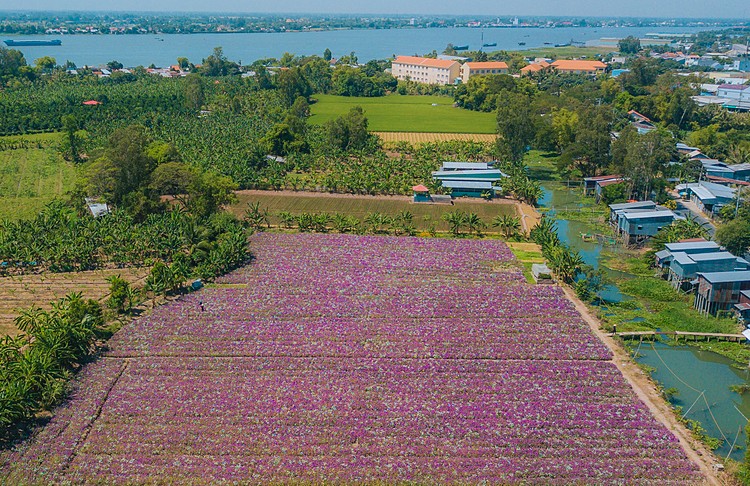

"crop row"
[2,233,702,484]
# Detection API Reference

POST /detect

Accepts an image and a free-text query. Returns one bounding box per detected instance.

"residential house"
[676,181,736,214]
[654,240,721,273]
[734,290,750,322]
[608,201,657,224]
[391,56,461,85]
[618,211,678,244]
[694,271,750,315]
[627,110,656,134]
[583,174,622,196]
[460,61,509,83]
[667,251,747,290]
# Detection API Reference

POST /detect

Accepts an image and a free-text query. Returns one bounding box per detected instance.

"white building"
[391,56,461,85]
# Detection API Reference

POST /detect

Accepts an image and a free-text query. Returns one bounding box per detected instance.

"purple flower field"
[1,233,702,484]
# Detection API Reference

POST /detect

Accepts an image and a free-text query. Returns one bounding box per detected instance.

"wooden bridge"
[611,330,747,343]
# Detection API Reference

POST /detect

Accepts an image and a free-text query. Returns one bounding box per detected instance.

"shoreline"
[562,285,726,485]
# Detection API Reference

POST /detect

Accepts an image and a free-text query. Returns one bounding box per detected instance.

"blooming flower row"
[2,233,702,484]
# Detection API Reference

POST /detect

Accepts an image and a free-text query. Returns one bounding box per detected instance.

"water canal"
[539,182,750,462]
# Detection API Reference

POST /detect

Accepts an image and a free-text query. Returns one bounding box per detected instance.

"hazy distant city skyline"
[10,0,750,20]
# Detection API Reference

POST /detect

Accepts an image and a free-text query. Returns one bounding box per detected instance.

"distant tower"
[513,17,519,26]
[410,18,415,26]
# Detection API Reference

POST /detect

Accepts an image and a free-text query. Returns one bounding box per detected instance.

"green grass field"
[515,46,614,59]
[231,191,517,233]
[0,133,76,220]
[309,94,497,133]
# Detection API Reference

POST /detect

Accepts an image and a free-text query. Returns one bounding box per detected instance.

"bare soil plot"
[0,268,150,337]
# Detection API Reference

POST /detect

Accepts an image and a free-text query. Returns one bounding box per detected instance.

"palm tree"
[492,214,521,239]
[442,211,468,236]
[465,212,485,236]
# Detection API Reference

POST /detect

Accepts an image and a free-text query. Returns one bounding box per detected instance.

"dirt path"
[517,201,541,234]
[561,286,728,486]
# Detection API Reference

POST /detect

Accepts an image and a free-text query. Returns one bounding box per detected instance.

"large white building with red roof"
[391,56,461,85]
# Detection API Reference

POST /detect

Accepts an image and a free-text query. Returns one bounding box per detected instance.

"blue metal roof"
[664,241,720,252]
[440,162,491,170]
[698,270,750,284]
[621,210,676,221]
[441,180,495,190]
[609,201,657,211]
[690,251,737,262]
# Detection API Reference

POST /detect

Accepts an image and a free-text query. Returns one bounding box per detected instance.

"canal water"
[539,182,750,462]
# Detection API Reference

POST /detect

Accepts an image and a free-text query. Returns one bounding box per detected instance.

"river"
[539,182,750,462]
[3,26,710,67]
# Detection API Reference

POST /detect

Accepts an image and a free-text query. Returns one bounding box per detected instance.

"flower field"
[1,234,703,484]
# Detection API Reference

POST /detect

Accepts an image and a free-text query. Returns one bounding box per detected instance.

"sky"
[8,1,750,19]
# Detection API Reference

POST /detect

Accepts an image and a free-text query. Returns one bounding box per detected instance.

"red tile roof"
[520,61,550,73]
[550,60,606,72]
[393,56,459,69]
[412,184,430,192]
[82,100,101,105]
[464,61,509,70]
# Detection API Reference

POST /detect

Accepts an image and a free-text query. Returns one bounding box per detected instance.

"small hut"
[412,184,431,203]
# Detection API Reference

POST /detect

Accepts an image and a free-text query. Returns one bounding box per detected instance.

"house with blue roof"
[667,251,748,290]
[617,211,679,245]
[432,163,508,199]
[655,240,721,276]
[676,181,736,214]
[695,270,750,315]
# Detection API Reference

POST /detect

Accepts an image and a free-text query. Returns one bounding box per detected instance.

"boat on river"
[453,44,469,50]
[4,39,62,47]
[482,42,497,47]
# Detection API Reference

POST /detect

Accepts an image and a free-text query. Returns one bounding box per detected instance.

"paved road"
[675,199,716,238]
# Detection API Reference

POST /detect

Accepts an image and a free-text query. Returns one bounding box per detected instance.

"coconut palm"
[442,210,468,236]
[492,214,521,239]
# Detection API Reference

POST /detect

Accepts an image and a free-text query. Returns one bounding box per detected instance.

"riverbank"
[561,285,727,485]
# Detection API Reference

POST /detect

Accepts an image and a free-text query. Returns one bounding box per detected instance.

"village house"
[676,181,736,215]
[391,56,461,85]
[654,240,722,275]
[735,290,750,323]
[667,251,747,291]
[608,201,678,245]
[608,201,657,224]
[583,174,623,197]
[460,61,509,83]
[694,271,750,315]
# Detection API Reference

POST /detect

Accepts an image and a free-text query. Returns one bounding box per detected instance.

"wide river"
[4,26,710,67]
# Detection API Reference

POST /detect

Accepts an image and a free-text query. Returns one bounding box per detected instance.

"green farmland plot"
[309,94,497,133]
[0,133,77,220]
[231,191,518,233]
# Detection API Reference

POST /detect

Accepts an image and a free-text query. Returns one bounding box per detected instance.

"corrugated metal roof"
[698,270,750,284]
[609,201,657,211]
[441,162,491,170]
[664,241,720,252]
[432,169,504,178]
[655,250,671,260]
[621,210,676,221]
[671,252,695,266]
[690,251,737,262]
[691,186,718,202]
[441,180,494,190]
